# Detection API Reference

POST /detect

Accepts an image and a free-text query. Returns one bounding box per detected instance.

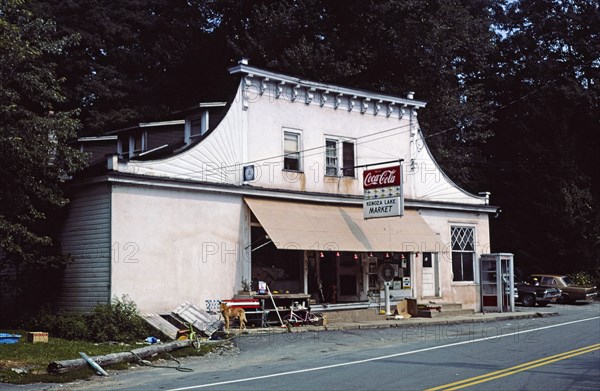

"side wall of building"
[58,184,112,312]
[418,209,490,310]
[109,184,248,313]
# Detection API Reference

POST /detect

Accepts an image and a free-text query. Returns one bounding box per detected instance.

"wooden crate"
[27,332,48,343]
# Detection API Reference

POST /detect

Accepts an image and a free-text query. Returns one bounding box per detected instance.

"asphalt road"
[6,303,600,391]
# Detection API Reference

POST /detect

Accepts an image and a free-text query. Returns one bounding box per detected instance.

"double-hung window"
[325,139,338,175]
[185,111,209,145]
[283,130,302,171]
[451,226,475,282]
[325,138,355,177]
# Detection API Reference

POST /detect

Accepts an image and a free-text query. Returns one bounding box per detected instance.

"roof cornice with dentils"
[228,61,427,109]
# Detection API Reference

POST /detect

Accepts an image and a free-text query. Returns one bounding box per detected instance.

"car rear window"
[562,276,574,286]
[540,277,556,285]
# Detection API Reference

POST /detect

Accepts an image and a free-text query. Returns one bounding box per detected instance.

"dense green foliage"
[23,296,155,342]
[214,0,499,186]
[483,0,600,274]
[28,0,225,134]
[1,0,598,285]
[0,0,85,272]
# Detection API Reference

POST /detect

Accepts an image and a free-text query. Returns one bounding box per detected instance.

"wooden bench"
[222,299,270,328]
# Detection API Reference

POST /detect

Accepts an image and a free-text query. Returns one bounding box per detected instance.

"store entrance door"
[421,252,438,297]
[337,253,360,302]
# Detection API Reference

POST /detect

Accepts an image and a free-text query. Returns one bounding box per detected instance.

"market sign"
[363,165,404,219]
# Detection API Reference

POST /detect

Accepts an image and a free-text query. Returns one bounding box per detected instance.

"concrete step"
[418,302,463,310]
[416,302,475,318]
[324,308,383,323]
[417,308,475,318]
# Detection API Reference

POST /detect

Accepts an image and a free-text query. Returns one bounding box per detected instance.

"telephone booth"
[480,253,515,312]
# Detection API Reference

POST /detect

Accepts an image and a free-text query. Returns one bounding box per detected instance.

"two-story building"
[58,59,497,314]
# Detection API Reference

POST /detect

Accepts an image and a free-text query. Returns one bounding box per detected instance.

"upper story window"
[118,132,147,158]
[185,111,209,145]
[342,141,355,177]
[283,129,302,171]
[120,137,130,157]
[451,226,475,282]
[325,139,338,175]
[132,132,146,155]
[325,138,355,177]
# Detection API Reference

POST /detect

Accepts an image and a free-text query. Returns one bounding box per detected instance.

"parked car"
[529,274,598,304]
[515,278,562,307]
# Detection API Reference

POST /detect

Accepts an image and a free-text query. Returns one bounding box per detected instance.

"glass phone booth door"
[480,253,514,312]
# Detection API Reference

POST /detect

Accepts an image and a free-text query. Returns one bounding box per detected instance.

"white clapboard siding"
[57,184,111,312]
[117,87,244,184]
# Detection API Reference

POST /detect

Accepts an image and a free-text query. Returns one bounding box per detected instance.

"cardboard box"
[395,301,412,318]
[27,332,48,343]
[395,299,418,318]
[406,298,418,316]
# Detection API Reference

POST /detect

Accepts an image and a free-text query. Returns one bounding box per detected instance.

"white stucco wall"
[241,77,487,206]
[245,90,411,196]
[109,184,249,313]
[418,209,490,309]
[117,75,488,207]
[102,66,496,312]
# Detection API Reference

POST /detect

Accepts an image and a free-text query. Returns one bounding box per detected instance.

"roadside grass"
[0,331,217,384]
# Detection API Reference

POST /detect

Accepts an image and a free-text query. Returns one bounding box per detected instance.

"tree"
[211,0,500,188]
[483,0,600,274]
[29,0,224,135]
[0,0,85,273]
[28,0,500,189]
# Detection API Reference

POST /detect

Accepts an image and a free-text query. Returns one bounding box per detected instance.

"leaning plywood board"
[141,313,179,340]
[172,302,221,337]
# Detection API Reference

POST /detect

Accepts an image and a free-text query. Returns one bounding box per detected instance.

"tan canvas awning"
[244,197,441,252]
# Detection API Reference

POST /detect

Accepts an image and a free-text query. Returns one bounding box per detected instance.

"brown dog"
[220,302,247,331]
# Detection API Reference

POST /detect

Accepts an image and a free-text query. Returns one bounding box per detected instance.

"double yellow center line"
[425,343,600,391]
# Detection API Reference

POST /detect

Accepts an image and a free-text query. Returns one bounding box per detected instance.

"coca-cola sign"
[363,166,401,189]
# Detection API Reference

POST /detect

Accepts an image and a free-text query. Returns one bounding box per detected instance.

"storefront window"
[451,226,475,281]
[250,226,302,292]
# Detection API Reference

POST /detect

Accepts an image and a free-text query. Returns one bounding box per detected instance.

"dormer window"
[132,132,146,155]
[185,111,209,144]
[117,132,147,158]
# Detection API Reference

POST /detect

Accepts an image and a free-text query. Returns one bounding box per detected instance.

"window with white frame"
[342,141,355,177]
[283,130,302,171]
[132,132,146,155]
[325,139,338,175]
[185,111,209,144]
[325,138,355,177]
[451,226,475,282]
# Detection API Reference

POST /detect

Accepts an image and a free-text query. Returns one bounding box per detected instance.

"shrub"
[23,295,154,342]
[569,270,595,286]
[569,269,600,299]
[86,295,153,342]
[22,306,89,340]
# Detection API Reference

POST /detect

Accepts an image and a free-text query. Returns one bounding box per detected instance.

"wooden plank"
[141,313,179,340]
[79,352,109,376]
[172,302,221,337]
